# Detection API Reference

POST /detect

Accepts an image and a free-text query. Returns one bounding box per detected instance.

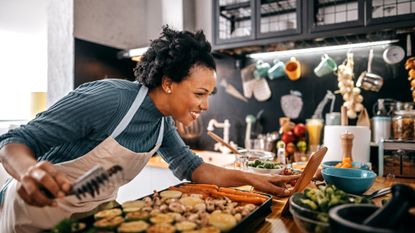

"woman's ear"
[161,76,173,94]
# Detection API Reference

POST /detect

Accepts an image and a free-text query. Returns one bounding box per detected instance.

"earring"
[167,89,171,94]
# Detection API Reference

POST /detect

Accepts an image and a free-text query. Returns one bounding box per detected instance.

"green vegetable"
[300,199,318,210]
[299,185,374,216]
[247,159,283,169]
[51,219,86,233]
[316,213,329,223]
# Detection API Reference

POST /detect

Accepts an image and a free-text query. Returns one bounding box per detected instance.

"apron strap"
[155,117,164,146]
[111,85,149,138]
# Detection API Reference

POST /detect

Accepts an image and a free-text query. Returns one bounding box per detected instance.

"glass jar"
[392,110,415,140]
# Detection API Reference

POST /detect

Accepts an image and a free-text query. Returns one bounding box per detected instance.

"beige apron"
[0,85,165,233]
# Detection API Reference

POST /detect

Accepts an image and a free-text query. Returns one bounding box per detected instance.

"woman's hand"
[17,161,71,207]
[248,173,301,197]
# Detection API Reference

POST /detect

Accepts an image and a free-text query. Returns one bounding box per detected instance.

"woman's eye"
[195,93,205,97]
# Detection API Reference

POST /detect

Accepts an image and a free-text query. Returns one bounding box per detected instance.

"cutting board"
[281,146,327,216]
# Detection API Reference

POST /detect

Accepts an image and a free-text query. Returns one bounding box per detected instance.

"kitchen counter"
[255,176,415,233]
[147,152,415,232]
[147,150,236,169]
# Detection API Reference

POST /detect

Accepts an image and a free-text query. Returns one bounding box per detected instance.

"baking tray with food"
[49,183,272,233]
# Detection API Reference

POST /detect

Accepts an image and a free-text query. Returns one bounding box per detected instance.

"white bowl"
[248,166,285,174]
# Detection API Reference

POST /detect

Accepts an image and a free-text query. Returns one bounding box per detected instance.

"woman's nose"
[200,97,209,111]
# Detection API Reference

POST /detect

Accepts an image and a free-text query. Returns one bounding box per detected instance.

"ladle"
[356,49,384,92]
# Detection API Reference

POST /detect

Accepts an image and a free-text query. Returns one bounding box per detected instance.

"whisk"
[40,165,123,200]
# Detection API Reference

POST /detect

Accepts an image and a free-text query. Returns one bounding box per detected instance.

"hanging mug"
[267,59,285,80]
[253,60,270,79]
[314,54,337,77]
[285,57,301,81]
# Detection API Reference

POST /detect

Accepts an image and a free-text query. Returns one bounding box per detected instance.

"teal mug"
[267,59,285,80]
[314,54,337,77]
[254,60,271,79]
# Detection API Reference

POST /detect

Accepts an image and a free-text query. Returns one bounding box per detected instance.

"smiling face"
[165,65,216,126]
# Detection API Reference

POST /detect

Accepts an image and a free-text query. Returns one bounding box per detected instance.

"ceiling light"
[247,40,399,60]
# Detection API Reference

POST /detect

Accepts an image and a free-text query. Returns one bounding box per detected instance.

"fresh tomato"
[281,131,296,144]
[293,123,307,137]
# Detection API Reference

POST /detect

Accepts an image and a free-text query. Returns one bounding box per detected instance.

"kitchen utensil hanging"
[407,33,412,57]
[281,90,303,119]
[220,79,248,102]
[356,49,384,92]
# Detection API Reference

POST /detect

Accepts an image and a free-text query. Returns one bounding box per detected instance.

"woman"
[0,26,299,232]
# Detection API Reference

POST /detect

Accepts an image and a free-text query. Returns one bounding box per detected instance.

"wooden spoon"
[207,131,240,154]
[281,146,328,216]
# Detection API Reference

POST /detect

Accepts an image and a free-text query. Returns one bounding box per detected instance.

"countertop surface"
[147,152,415,232]
[255,176,415,233]
[147,150,235,169]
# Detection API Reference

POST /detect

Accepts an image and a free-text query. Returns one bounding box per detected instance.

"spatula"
[207,131,240,155]
[281,146,327,216]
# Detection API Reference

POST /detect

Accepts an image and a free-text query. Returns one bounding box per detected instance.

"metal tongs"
[68,165,123,200]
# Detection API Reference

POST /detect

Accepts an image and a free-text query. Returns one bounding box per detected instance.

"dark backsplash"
[197,37,412,151]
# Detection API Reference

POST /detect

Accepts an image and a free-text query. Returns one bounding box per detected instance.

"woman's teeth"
[190,112,199,119]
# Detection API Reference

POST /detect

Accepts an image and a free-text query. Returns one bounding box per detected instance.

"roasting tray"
[49,183,272,233]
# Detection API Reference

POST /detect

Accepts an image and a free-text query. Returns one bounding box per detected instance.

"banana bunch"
[406,57,415,101]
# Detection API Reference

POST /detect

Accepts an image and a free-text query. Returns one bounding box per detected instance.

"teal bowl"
[322,168,376,194]
[322,161,370,170]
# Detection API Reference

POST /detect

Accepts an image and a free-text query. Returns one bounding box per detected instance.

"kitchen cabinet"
[213,0,302,46]
[367,0,415,26]
[256,0,302,39]
[212,0,415,50]
[307,0,365,33]
[214,0,255,45]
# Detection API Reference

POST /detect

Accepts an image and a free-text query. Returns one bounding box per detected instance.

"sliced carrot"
[218,187,267,199]
[210,190,266,205]
[182,183,219,190]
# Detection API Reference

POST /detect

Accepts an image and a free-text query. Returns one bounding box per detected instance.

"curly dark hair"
[133,25,216,89]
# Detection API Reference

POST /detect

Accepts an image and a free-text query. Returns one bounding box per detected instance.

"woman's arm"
[0,143,71,207]
[191,163,300,196]
[0,143,36,180]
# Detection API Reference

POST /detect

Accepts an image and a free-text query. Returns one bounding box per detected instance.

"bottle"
[276,142,286,165]
[372,99,392,143]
